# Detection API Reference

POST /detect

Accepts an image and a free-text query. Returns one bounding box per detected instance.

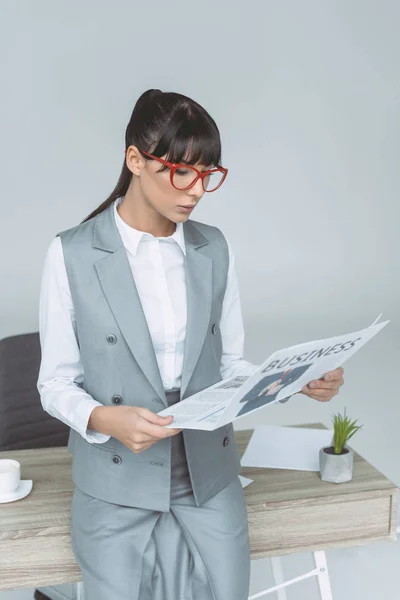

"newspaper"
[159,315,389,431]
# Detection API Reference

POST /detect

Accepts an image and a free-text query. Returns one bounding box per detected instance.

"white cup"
[0,459,21,494]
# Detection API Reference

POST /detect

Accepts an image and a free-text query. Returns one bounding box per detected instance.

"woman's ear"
[125,145,146,176]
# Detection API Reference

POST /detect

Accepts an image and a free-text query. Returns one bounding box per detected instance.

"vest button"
[223,436,230,447]
[212,324,218,335]
[106,333,117,344]
[112,455,122,465]
[112,394,123,405]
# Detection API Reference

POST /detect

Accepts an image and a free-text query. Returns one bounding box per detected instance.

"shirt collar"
[113,197,186,256]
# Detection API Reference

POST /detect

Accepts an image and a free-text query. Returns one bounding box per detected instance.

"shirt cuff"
[85,429,112,444]
[75,399,111,444]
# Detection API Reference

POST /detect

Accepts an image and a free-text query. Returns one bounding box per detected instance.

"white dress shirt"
[37,198,261,444]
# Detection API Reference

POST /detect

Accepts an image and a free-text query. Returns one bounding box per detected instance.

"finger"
[136,407,175,425]
[309,385,339,396]
[305,378,344,392]
[323,367,344,382]
[138,442,154,452]
[130,431,158,444]
[304,393,335,402]
[140,419,182,439]
[131,442,153,454]
[311,395,334,403]
[304,388,339,401]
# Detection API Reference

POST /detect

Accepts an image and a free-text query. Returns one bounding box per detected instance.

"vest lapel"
[180,222,212,400]
[92,203,212,406]
[93,204,167,406]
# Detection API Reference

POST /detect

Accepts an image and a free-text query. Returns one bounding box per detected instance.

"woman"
[37,88,344,600]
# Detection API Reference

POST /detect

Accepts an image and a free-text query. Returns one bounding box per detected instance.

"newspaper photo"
[159,315,389,431]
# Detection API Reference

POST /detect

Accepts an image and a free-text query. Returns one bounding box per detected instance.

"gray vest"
[58,201,241,512]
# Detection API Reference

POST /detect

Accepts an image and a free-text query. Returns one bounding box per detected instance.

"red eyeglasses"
[130,149,228,192]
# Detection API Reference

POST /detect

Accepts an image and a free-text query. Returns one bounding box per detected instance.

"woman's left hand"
[300,367,344,402]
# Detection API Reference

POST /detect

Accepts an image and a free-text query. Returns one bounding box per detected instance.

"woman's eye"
[176,169,189,176]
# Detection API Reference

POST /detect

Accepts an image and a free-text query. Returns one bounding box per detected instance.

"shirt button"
[223,436,230,447]
[106,333,117,344]
[212,324,218,335]
[111,394,123,405]
[112,455,122,465]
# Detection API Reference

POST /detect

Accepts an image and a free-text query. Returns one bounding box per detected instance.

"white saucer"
[0,480,33,503]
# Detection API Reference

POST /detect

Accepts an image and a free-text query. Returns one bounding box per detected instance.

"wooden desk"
[238,425,397,559]
[0,425,397,591]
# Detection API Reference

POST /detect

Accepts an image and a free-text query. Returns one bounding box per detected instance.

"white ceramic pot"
[319,446,354,483]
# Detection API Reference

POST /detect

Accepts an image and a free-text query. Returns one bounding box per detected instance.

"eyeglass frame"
[126,148,228,192]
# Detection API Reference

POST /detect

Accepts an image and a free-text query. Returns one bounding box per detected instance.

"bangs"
[151,105,222,169]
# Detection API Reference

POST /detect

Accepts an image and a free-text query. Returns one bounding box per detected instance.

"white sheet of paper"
[238,475,254,488]
[240,425,334,471]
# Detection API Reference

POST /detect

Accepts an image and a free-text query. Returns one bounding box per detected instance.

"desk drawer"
[248,493,395,559]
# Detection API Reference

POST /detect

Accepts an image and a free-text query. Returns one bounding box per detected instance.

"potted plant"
[319,408,363,483]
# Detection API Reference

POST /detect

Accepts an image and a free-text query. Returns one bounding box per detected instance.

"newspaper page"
[159,316,389,430]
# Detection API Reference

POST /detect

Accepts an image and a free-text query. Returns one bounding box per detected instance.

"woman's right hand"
[89,405,182,454]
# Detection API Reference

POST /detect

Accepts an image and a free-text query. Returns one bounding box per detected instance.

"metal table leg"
[270,556,288,600]
[249,551,333,600]
[72,582,84,600]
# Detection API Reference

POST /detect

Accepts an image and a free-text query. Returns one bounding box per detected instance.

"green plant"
[331,408,363,455]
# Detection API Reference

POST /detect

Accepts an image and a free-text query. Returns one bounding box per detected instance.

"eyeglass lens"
[172,167,224,191]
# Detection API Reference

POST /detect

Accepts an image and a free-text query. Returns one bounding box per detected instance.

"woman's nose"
[188,177,204,197]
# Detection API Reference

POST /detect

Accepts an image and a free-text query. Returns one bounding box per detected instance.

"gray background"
[0,1,399,598]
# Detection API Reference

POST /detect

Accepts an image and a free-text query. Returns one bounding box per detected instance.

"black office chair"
[0,332,71,600]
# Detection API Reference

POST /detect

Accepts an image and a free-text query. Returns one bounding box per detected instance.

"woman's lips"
[176,205,195,212]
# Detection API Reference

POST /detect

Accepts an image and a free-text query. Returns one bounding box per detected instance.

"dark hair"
[81,88,223,223]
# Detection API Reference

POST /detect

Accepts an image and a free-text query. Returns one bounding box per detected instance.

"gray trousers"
[70,390,250,600]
